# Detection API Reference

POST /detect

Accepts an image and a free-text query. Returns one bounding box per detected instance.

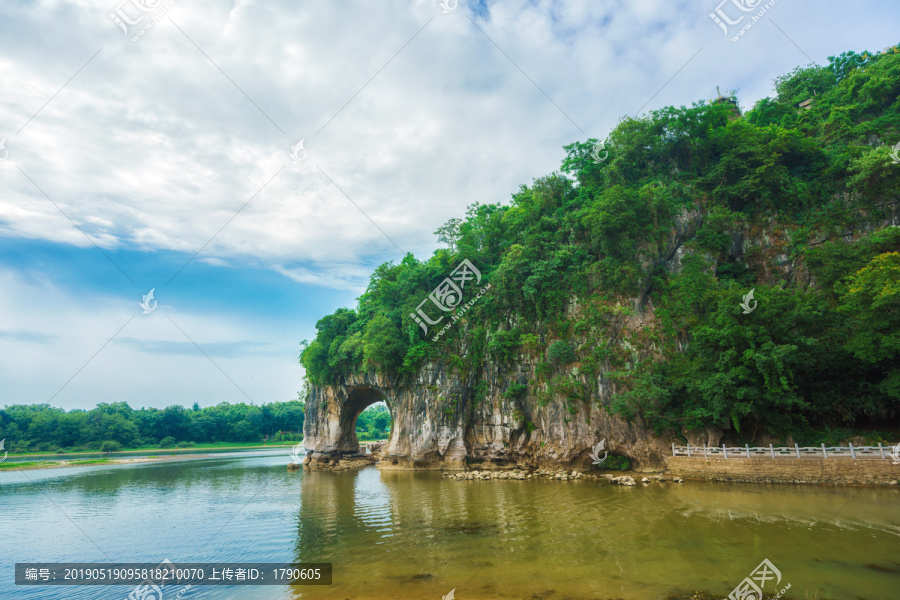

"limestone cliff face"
[302,203,900,472]
[302,363,676,472]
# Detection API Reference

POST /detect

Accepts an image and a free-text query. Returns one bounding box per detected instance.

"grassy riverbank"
[3,440,393,470]
[0,453,251,471]
[1,458,118,470]
[6,440,299,459]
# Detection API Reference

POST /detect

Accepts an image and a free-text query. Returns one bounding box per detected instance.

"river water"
[1,450,898,600]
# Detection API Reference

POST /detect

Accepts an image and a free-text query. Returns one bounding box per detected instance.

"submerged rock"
[303,451,376,471]
[366,441,386,460]
[610,475,637,486]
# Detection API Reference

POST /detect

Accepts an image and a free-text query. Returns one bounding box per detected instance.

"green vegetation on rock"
[300,45,900,443]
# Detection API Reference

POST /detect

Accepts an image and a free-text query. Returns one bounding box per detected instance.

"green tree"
[434,218,463,252]
[839,252,900,399]
[100,440,122,453]
[773,64,837,105]
[231,418,259,442]
[547,341,576,365]
[362,314,406,372]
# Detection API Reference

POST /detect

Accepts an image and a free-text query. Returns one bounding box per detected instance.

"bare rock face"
[303,451,375,471]
[303,362,675,472]
[366,441,386,460]
[610,475,637,486]
[683,426,724,448]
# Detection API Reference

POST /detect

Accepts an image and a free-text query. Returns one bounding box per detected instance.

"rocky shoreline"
[303,441,899,487]
[442,468,683,485]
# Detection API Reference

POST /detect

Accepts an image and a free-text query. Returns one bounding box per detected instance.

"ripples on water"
[1,452,898,600]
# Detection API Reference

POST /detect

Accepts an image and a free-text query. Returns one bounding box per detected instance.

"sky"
[0,0,897,410]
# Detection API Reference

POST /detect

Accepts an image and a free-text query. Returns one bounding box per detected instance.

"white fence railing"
[672,443,900,460]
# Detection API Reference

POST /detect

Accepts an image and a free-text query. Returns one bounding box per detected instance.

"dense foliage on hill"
[0,399,306,453]
[300,45,900,443]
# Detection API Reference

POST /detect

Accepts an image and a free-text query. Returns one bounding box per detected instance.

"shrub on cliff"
[547,341,576,365]
[602,455,630,471]
[502,384,528,400]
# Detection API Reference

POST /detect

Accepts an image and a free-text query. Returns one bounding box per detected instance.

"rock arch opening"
[338,387,393,454]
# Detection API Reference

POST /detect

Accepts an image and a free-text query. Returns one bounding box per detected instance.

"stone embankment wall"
[665,456,900,485]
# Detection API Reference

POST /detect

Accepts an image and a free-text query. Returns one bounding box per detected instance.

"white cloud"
[0,267,301,410]
[6,0,891,284]
[0,0,897,410]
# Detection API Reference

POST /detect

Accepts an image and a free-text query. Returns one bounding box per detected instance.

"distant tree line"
[0,398,306,453]
[355,403,391,441]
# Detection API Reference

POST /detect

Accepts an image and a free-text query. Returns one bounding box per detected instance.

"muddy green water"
[1,451,898,599]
